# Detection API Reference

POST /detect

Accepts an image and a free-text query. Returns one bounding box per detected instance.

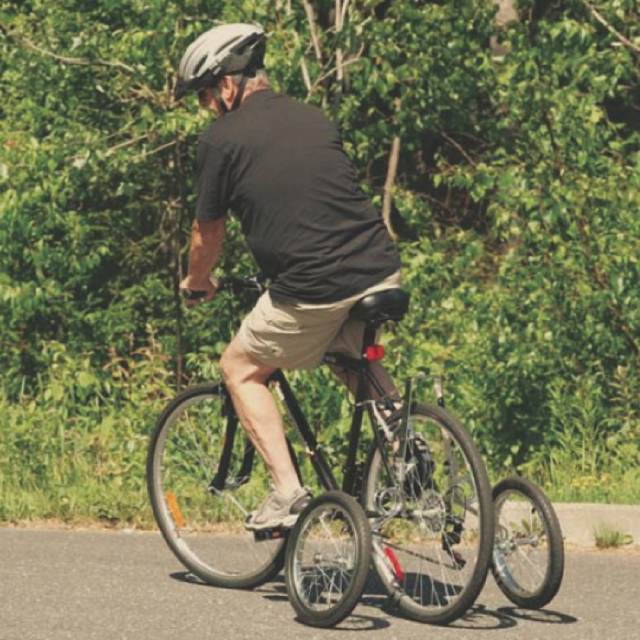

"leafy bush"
[1,0,639,520]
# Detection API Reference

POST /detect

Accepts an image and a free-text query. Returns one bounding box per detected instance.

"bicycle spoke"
[149,390,283,587]
[318,511,349,558]
[287,493,370,625]
[180,410,215,476]
[211,487,250,518]
[365,407,492,622]
[514,542,546,583]
[166,438,212,480]
[493,484,557,600]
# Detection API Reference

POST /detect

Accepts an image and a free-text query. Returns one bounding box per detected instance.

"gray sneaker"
[245,486,311,531]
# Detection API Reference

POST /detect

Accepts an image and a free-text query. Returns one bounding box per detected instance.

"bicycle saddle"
[349,288,410,323]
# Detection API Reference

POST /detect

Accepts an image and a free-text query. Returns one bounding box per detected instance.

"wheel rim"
[493,488,551,597]
[151,392,284,579]
[292,503,361,613]
[366,412,487,617]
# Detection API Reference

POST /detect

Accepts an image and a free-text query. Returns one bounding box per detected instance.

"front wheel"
[363,402,494,625]
[492,476,564,609]
[146,383,285,589]
[285,491,372,628]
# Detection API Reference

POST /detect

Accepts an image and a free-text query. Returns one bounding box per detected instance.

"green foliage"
[1,0,639,521]
[0,336,173,524]
[594,524,634,549]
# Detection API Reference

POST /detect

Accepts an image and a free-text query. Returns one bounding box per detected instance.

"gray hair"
[228,69,270,92]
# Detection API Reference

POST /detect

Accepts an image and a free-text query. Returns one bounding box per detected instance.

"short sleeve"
[195,139,232,221]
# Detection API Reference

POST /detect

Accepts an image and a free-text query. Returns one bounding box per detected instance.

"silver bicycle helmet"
[174,23,266,101]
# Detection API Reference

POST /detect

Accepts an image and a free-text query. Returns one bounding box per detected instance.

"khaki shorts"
[236,270,402,370]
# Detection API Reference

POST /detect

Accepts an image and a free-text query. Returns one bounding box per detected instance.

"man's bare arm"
[180,217,226,301]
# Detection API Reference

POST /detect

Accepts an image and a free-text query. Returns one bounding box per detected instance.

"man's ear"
[219,76,234,97]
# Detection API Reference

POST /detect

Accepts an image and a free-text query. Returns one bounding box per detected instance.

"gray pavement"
[1,526,639,640]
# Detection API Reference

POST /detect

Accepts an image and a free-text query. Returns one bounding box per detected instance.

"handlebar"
[181,275,266,301]
[217,275,266,294]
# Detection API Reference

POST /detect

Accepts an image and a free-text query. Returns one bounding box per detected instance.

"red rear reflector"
[365,345,385,361]
[384,546,405,583]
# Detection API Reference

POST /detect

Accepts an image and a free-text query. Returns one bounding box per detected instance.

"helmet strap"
[211,85,228,115]
[230,75,248,112]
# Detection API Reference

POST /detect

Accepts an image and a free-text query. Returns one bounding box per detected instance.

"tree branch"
[581,0,640,55]
[335,0,344,85]
[3,26,138,75]
[382,136,401,242]
[137,139,178,159]
[440,131,477,167]
[340,0,352,28]
[301,0,324,64]
[334,0,355,88]
[105,134,149,156]
[68,134,148,164]
[287,0,312,92]
[306,46,364,98]
[300,58,313,93]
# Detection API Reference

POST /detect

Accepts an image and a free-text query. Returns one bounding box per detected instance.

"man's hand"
[181,218,226,307]
[179,275,218,307]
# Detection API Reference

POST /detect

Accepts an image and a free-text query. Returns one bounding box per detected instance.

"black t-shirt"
[195,89,401,303]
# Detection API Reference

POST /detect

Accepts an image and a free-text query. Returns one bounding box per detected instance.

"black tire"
[492,476,564,609]
[146,383,285,589]
[285,491,372,628]
[363,403,494,625]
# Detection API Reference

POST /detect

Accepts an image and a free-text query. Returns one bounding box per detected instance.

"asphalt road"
[1,527,638,640]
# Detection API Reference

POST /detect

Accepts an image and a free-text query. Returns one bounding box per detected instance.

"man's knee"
[220,343,248,388]
[219,347,236,386]
[220,339,272,388]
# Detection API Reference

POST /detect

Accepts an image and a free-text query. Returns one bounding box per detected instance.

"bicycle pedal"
[253,527,289,542]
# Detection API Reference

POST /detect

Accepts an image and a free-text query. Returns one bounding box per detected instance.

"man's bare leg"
[220,336,301,496]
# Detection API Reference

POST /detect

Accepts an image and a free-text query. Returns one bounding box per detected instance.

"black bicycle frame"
[209,322,396,500]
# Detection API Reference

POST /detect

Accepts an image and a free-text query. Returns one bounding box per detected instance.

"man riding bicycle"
[175,23,402,532]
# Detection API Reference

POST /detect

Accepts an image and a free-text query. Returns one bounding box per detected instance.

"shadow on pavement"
[170,571,213,587]
[169,570,578,632]
[497,606,578,625]
[448,603,518,630]
[170,571,287,585]
[324,613,391,631]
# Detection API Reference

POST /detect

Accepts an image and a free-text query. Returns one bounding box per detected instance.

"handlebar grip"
[182,288,207,301]
[181,276,262,301]
[216,276,262,293]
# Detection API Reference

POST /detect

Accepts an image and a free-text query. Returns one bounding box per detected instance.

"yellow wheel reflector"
[165,491,186,529]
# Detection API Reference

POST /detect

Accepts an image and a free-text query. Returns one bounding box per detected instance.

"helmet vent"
[215,35,242,54]
[193,54,208,76]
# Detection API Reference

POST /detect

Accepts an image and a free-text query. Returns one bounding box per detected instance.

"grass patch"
[594,524,634,549]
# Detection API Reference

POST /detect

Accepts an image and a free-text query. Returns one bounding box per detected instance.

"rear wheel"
[147,384,285,588]
[363,403,494,624]
[285,491,372,628]
[492,476,564,608]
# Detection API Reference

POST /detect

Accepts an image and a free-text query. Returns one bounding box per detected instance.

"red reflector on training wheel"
[365,345,385,361]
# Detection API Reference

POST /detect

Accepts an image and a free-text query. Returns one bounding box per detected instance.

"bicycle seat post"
[341,320,379,495]
[342,286,410,493]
